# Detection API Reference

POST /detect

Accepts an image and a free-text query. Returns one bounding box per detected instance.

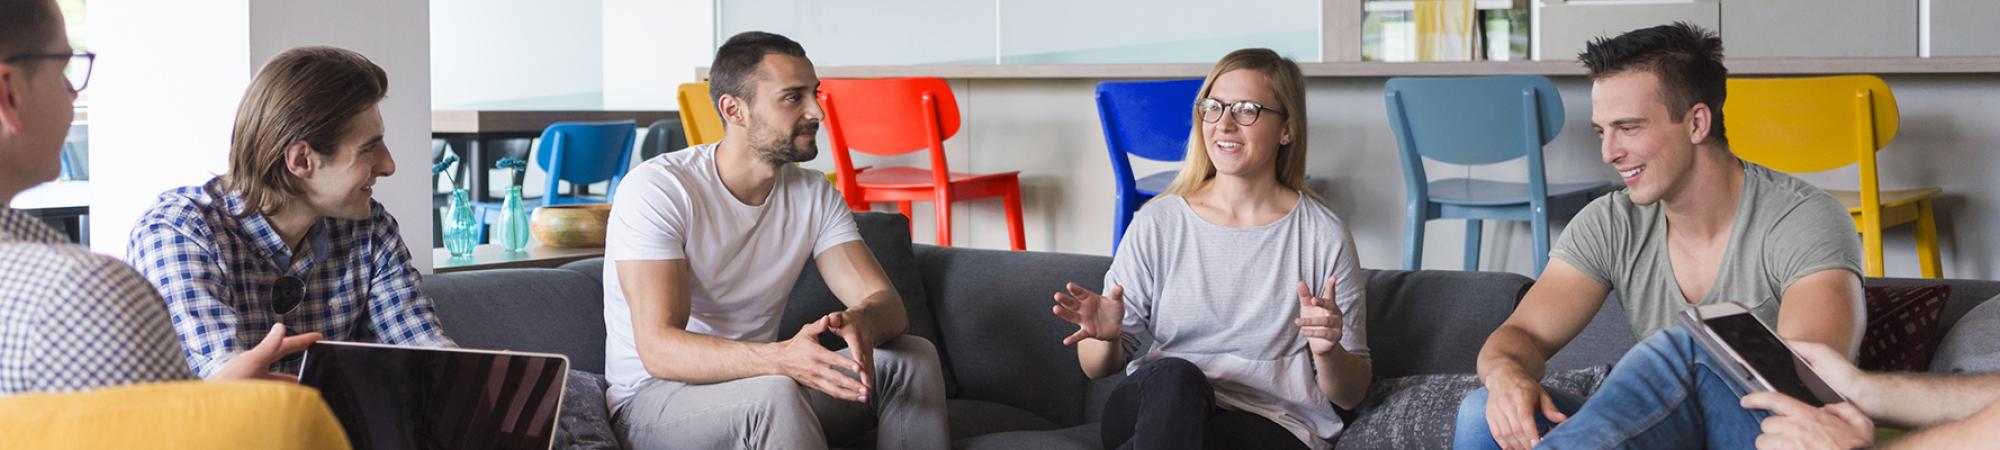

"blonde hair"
[1161,48,1313,200]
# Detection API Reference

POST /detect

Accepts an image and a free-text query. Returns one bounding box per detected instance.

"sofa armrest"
[0,381,348,449]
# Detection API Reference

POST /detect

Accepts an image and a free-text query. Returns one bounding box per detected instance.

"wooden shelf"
[700,57,2000,80]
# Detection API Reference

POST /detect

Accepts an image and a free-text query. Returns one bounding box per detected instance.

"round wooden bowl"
[530,204,613,248]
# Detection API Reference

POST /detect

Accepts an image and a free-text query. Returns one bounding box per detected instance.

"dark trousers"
[1100,358,1310,450]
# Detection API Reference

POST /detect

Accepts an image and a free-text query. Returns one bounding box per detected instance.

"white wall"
[431,0,603,110]
[603,0,712,110]
[86,0,251,256]
[87,0,433,271]
[805,74,2000,281]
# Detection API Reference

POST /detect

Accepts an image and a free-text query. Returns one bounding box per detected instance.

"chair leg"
[1860,228,1885,278]
[1004,182,1026,251]
[935,193,954,247]
[1915,199,1942,278]
[1112,194,1133,256]
[898,201,915,235]
[1463,219,1483,272]
[1531,213,1552,277]
[1403,207,1425,271]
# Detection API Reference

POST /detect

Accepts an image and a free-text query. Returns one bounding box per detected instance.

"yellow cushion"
[0,381,350,450]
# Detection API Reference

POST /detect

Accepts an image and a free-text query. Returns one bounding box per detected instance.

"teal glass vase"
[496,186,530,252]
[443,189,479,257]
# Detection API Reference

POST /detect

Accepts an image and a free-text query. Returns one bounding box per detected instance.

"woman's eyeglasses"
[1196,97,1286,127]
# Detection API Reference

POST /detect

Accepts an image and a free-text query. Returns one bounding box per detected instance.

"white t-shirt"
[601,144,862,408]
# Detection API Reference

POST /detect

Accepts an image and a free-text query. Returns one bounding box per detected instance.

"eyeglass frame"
[3,52,95,93]
[1195,97,1286,127]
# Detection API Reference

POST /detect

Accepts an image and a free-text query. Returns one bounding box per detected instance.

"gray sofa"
[421,213,2000,449]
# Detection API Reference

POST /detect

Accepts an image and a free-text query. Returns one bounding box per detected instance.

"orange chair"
[819,77,1026,251]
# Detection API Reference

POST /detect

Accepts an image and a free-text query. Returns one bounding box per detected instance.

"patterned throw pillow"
[1333,366,1612,449]
[1858,285,1951,372]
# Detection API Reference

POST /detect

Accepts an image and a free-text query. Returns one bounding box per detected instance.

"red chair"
[819,77,1026,251]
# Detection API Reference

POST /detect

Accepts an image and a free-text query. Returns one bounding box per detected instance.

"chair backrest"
[819,77,963,157]
[638,119,687,161]
[1096,78,1203,164]
[677,82,725,145]
[1725,75,1900,174]
[1384,75,1565,166]
[534,120,636,203]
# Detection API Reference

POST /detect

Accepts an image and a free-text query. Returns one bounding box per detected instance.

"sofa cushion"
[921,244,1112,428]
[553,370,617,450]
[782,212,955,395]
[949,399,1060,441]
[1362,269,1535,378]
[1335,366,1612,450]
[1858,285,1952,372]
[955,423,1100,450]
[1548,294,1641,371]
[1932,295,2000,374]
[425,268,608,373]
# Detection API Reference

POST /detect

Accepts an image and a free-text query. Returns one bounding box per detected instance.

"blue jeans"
[1452,326,1770,449]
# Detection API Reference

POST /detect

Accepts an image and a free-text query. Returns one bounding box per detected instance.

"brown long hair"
[1161,48,1313,199]
[223,46,387,216]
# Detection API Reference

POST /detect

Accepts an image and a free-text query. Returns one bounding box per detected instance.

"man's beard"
[754,121,820,165]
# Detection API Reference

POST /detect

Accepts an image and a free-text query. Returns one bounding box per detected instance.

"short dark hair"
[0,0,62,72]
[708,31,808,112]
[225,46,389,216]
[1580,22,1729,145]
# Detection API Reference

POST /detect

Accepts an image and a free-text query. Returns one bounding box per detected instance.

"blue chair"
[1385,76,1614,275]
[475,120,636,238]
[1097,78,1203,253]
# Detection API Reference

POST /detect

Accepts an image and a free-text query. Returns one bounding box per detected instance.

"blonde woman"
[1050,48,1370,450]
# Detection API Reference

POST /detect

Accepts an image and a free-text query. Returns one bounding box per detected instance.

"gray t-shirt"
[1107,193,1368,450]
[1550,161,1862,339]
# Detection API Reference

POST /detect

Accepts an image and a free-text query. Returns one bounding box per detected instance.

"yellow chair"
[676,82,725,146]
[1726,75,1942,278]
[678,80,857,186]
[0,381,351,449]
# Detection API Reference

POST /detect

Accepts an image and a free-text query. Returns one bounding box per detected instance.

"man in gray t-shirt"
[1455,23,1866,450]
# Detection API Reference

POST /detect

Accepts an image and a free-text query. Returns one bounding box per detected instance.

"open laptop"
[300,341,570,450]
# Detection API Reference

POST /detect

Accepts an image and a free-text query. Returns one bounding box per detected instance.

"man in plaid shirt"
[0,0,316,392]
[127,46,453,378]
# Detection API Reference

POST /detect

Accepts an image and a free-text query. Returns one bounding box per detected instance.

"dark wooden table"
[431,239,604,273]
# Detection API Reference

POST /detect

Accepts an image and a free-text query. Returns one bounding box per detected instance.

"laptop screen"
[300,342,569,450]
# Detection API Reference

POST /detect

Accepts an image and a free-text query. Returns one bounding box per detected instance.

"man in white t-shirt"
[602,31,947,449]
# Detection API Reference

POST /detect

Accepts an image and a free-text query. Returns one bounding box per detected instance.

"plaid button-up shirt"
[129,178,453,377]
[1,206,193,393]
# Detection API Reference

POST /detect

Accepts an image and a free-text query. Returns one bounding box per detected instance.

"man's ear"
[283,140,317,179]
[1686,103,1714,146]
[719,94,747,128]
[0,66,22,135]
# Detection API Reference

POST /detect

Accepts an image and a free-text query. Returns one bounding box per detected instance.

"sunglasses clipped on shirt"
[272,275,305,315]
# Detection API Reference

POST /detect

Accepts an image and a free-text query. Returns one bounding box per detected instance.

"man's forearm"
[1857,373,2000,428]
[1477,327,1549,384]
[636,328,783,384]
[849,290,908,344]
[1878,398,2000,449]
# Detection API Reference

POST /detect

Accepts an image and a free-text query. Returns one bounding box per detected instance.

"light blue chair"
[1385,76,1614,275]
[1097,78,1203,254]
[475,121,636,238]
